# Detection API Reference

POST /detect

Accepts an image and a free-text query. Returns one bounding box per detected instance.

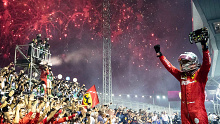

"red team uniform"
[155,27,211,124]
[40,66,49,93]
[159,49,211,123]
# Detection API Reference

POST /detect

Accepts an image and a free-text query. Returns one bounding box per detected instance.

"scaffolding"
[103,0,112,104]
[14,43,51,90]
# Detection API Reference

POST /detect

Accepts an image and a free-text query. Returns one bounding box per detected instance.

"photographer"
[154,28,211,123]
[27,38,38,59]
[40,38,47,60]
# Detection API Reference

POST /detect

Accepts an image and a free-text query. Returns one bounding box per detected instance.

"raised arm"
[197,40,211,82]
[154,44,181,81]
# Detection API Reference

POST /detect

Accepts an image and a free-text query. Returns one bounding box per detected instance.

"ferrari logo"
[181,80,196,85]
[83,92,92,106]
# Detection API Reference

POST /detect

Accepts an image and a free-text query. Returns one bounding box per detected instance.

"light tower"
[103,0,112,104]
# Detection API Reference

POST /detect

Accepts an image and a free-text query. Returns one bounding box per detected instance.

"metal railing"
[98,94,180,115]
[31,46,51,62]
[14,44,52,91]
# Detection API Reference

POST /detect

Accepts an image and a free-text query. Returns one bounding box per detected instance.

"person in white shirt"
[152,113,157,124]
[162,111,169,124]
[208,113,213,124]
[212,113,218,124]
[90,111,98,124]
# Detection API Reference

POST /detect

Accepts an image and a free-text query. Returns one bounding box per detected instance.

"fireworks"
[1,0,172,65]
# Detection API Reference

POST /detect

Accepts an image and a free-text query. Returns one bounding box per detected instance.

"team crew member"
[40,65,49,94]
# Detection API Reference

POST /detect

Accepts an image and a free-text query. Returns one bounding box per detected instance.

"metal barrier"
[98,94,180,114]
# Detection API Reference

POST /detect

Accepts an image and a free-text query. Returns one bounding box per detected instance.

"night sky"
[0,0,202,104]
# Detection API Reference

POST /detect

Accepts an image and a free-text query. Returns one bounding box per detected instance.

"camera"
[38,97,44,100]
[189,27,209,44]
[34,96,44,100]
[86,113,90,117]
[78,113,83,118]
[36,34,42,41]
[45,38,49,41]
[58,95,63,98]
[64,98,69,102]
[53,97,58,100]
[23,91,31,95]
[14,90,21,96]
[2,106,8,112]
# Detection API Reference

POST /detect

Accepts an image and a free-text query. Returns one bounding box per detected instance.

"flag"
[82,85,99,108]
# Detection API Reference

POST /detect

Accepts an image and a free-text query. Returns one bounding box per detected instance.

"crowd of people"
[0,60,184,124]
[0,61,182,124]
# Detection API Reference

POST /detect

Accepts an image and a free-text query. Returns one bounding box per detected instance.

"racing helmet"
[178,52,199,72]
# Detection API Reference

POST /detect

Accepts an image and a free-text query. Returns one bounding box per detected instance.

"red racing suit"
[159,50,211,124]
[40,66,49,93]
[40,67,49,86]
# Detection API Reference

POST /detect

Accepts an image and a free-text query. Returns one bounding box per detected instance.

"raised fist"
[154,44,162,57]
[154,44,160,53]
